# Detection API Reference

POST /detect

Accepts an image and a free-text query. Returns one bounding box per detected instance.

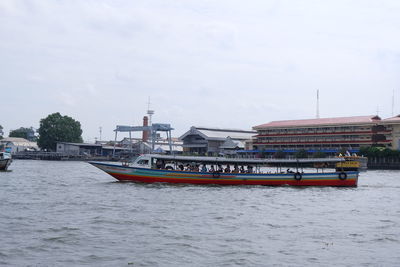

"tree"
[359,146,400,158]
[9,127,36,141]
[37,112,83,151]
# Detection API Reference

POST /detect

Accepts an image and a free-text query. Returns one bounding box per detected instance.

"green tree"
[359,146,400,158]
[37,112,83,151]
[9,127,36,141]
[381,148,400,158]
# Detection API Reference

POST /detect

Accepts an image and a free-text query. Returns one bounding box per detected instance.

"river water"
[1,160,399,266]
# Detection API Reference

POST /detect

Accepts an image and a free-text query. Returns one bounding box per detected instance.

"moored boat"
[0,152,12,171]
[89,155,359,187]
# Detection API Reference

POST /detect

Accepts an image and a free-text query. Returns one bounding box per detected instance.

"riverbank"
[368,157,400,170]
[12,151,117,161]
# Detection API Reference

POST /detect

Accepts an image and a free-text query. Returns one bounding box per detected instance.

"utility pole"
[147,97,155,147]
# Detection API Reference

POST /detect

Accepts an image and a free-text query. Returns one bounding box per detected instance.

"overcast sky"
[1,0,399,142]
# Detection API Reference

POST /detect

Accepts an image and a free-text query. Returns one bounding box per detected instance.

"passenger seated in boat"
[239,166,245,173]
[217,164,223,172]
[232,165,239,173]
[184,164,191,171]
[178,164,184,171]
[224,165,231,173]
[193,164,199,172]
[247,165,253,173]
[201,164,207,172]
[209,165,215,172]
[156,160,162,169]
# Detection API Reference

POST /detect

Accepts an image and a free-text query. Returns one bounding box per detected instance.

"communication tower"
[147,97,154,126]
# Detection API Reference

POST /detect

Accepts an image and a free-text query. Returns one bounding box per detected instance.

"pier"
[12,151,114,161]
[367,157,400,170]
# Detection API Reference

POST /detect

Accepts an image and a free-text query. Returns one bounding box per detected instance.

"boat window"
[137,159,149,165]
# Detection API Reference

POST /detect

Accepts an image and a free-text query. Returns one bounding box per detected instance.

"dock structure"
[13,151,65,160]
[113,118,174,157]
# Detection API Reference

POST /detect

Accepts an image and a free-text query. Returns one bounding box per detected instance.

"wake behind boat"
[89,154,359,187]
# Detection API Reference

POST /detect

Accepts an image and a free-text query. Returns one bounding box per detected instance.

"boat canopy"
[141,154,345,165]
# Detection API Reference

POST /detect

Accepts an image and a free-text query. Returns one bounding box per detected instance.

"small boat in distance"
[0,152,12,171]
[89,154,359,187]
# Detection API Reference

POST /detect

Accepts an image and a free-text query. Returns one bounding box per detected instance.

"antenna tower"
[99,126,102,141]
[147,97,154,126]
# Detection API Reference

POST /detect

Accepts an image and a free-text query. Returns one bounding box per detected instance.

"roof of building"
[253,115,382,129]
[383,115,400,122]
[154,144,184,152]
[220,137,238,149]
[132,140,183,151]
[1,137,29,142]
[219,137,246,149]
[0,137,38,147]
[180,126,256,141]
[101,146,130,151]
[57,142,102,147]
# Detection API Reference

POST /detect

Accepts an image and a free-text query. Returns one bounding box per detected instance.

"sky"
[1,0,400,142]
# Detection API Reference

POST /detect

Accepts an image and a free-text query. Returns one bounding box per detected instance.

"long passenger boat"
[89,155,359,187]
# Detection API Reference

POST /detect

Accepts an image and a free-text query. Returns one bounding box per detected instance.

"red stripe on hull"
[108,173,357,187]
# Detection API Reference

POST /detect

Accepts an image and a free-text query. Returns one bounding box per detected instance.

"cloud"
[0,0,399,141]
[56,91,77,107]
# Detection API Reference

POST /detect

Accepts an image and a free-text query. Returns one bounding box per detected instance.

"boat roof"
[141,154,345,164]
